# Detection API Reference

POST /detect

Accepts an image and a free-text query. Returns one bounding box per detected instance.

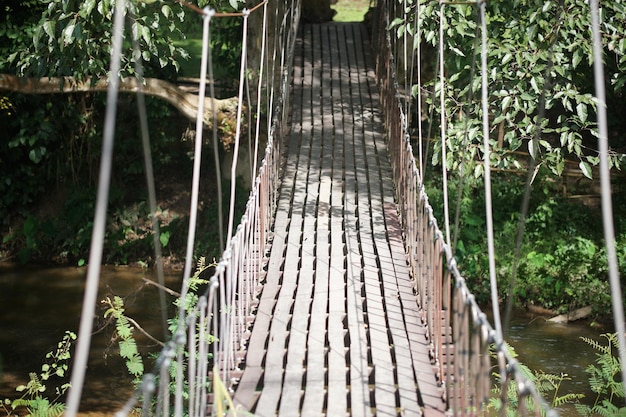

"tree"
[0,0,243,127]
[392,0,626,179]
[0,0,247,263]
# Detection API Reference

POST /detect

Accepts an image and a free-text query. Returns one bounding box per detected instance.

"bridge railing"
[371,1,555,416]
[115,1,301,416]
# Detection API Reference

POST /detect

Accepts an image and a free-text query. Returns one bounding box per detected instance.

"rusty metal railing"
[371,1,556,416]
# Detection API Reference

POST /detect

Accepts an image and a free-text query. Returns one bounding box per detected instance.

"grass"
[175,0,373,78]
[331,0,371,22]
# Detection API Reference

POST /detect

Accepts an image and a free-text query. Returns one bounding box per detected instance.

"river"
[0,263,180,416]
[0,264,610,416]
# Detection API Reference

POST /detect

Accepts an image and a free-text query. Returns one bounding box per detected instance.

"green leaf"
[161,5,171,18]
[43,21,56,39]
[63,24,76,44]
[502,95,512,111]
[576,102,588,123]
[160,231,170,247]
[579,161,592,179]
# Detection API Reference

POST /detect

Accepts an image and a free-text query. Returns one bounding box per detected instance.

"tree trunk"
[0,74,238,131]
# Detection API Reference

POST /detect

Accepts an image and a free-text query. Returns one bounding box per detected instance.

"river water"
[0,263,180,416]
[0,264,610,416]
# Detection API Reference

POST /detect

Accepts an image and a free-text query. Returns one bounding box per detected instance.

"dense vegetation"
[390,0,626,320]
[0,0,249,267]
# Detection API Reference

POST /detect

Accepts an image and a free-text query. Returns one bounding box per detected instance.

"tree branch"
[0,74,238,129]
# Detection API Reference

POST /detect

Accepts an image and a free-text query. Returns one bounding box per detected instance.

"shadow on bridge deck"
[232,22,446,417]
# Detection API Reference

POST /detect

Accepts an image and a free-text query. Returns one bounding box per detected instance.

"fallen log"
[548,305,593,323]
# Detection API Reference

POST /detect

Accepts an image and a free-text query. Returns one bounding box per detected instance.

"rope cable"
[452,20,480,254]
[478,0,503,342]
[226,9,250,243]
[207,9,224,252]
[252,2,269,179]
[246,56,253,186]
[407,1,424,176]
[403,0,409,115]
[589,0,626,400]
[174,9,214,416]
[438,1,452,246]
[65,1,126,415]
[130,15,169,341]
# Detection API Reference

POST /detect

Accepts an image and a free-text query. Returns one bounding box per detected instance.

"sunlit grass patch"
[332,0,370,22]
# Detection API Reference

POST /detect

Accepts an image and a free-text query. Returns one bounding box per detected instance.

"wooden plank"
[278,22,325,416]
[252,21,317,417]
[325,23,350,417]
[233,24,311,413]
[300,22,334,417]
[355,22,446,414]
[336,23,372,417]
[237,21,449,417]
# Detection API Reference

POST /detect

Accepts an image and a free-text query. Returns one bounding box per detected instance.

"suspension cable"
[226,9,250,243]
[65,1,127,416]
[175,9,214,417]
[478,0,503,343]
[252,2,269,178]
[408,0,424,175]
[130,14,169,342]
[438,1,451,246]
[589,0,626,400]
[207,10,224,252]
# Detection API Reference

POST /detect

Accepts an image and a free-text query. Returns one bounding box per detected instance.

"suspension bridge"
[60,0,623,416]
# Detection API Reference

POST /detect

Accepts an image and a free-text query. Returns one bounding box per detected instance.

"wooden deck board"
[233,22,445,417]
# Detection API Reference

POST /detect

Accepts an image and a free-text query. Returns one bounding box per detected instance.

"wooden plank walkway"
[232,22,446,417]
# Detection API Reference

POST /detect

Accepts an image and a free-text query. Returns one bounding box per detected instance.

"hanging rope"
[174,9,214,417]
[207,10,224,252]
[408,0,424,176]
[252,2,268,179]
[438,1,451,246]
[478,0,503,346]
[226,9,250,243]
[589,0,626,400]
[129,15,169,342]
[65,1,127,416]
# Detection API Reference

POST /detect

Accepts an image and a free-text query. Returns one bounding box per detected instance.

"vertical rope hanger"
[438,1,452,246]
[65,1,127,416]
[175,8,215,417]
[252,2,268,179]
[129,14,169,342]
[226,9,250,243]
[477,0,503,342]
[408,0,424,176]
[589,0,626,400]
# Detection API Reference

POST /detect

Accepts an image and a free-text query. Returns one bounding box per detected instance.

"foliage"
[575,333,626,417]
[0,0,252,266]
[391,0,626,179]
[488,342,584,416]
[103,296,145,385]
[425,171,622,316]
[3,0,188,80]
[99,257,222,413]
[1,331,75,417]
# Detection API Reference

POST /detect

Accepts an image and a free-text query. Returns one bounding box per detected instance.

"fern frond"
[552,392,584,407]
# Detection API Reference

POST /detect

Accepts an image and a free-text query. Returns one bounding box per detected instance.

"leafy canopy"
[393,0,626,178]
[1,0,246,80]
